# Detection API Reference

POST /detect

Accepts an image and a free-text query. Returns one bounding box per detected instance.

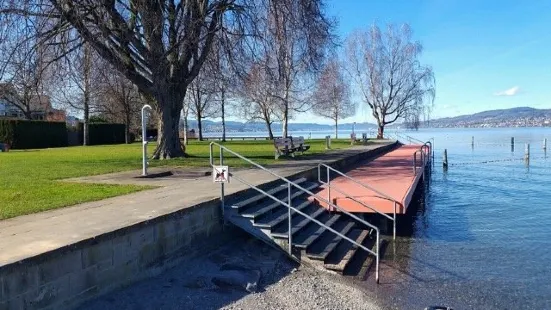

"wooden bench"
[273,136,310,159]
[290,136,310,153]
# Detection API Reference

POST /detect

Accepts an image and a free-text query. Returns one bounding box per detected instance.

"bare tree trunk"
[221,87,226,142]
[183,113,188,146]
[153,93,185,159]
[334,119,338,139]
[266,122,274,140]
[82,43,91,146]
[197,110,203,141]
[83,105,89,145]
[377,123,384,139]
[282,104,289,138]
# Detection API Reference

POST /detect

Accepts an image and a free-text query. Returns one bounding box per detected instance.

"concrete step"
[271,206,328,239]
[344,238,383,281]
[324,229,370,272]
[253,200,313,229]
[231,177,307,210]
[293,214,342,249]
[240,182,318,219]
[305,219,356,261]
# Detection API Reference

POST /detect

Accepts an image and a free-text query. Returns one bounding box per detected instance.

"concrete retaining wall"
[0,200,236,310]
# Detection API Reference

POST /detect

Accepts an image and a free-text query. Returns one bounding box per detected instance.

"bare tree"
[404,111,420,130]
[0,27,49,120]
[312,58,354,139]
[1,0,247,159]
[186,68,218,141]
[346,24,435,139]
[53,42,98,145]
[95,63,143,144]
[237,60,281,140]
[211,34,233,142]
[262,0,333,138]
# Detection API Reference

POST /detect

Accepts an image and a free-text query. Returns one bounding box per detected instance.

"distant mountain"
[181,119,377,133]
[427,107,551,128]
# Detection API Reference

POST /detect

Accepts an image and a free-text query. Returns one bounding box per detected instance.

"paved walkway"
[0,142,392,267]
[315,144,427,214]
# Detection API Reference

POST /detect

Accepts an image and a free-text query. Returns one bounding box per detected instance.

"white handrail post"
[141,104,152,176]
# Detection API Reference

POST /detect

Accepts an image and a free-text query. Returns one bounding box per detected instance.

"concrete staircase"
[225,177,382,280]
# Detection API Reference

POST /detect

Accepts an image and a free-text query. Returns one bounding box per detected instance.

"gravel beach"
[78,236,383,310]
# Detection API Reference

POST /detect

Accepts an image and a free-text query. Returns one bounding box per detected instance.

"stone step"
[253,200,313,229]
[344,238,383,281]
[271,206,328,239]
[292,214,342,249]
[305,220,356,261]
[240,182,318,219]
[324,229,370,272]
[231,177,307,210]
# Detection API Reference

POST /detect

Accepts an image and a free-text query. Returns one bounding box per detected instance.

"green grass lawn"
[0,139,353,219]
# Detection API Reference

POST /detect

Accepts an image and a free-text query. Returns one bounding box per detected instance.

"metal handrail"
[209,142,381,283]
[413,149,425,174]
[317,163,400,239]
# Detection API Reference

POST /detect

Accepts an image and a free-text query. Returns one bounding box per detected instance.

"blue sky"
[294,0,551,124]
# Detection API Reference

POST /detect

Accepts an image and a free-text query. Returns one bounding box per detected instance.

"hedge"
[78,123,126,145]
[0,119,68,149]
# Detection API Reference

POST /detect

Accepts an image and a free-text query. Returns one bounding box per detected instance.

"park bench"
[290,136,310,153]
[273,136,310,159]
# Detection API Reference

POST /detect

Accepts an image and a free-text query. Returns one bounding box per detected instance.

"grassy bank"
[0,139,352,219]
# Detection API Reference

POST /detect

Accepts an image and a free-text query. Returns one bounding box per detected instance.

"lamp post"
[141,105,152,176]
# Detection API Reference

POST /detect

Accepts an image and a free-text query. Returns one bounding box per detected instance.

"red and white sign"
[213,166,229,183]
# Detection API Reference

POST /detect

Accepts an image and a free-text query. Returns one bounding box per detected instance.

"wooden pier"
[315,144,429,214]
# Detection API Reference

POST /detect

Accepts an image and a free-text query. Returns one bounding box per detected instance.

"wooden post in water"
[543,138,547,150]
[525,143,530,161]
[511,137,515,152]
[471,136,474,148]
[443,149,448,169]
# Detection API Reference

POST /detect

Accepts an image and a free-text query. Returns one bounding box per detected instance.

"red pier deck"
[316,145,428,214]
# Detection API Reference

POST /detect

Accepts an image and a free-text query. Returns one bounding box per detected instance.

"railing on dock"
[392,132,435,163]
[209,142,382,283]
[317,163,401,240]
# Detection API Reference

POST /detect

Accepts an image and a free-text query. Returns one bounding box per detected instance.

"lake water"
[209,127,551,309]
[364,128,551,310]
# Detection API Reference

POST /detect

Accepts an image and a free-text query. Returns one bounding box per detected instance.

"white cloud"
[494,86,520,96]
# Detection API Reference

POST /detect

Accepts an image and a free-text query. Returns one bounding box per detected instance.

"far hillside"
[427,107,551,128]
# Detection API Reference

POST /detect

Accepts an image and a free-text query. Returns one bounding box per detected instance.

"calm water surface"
[364,128,551,310]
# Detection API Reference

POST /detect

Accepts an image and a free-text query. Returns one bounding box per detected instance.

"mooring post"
[543,138,547,150]
[471,136,475,148]
[443,149,448,169]
[511,137,515,152]
[525,143,530,161]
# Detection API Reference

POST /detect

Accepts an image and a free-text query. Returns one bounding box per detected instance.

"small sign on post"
[213,166,230,183]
